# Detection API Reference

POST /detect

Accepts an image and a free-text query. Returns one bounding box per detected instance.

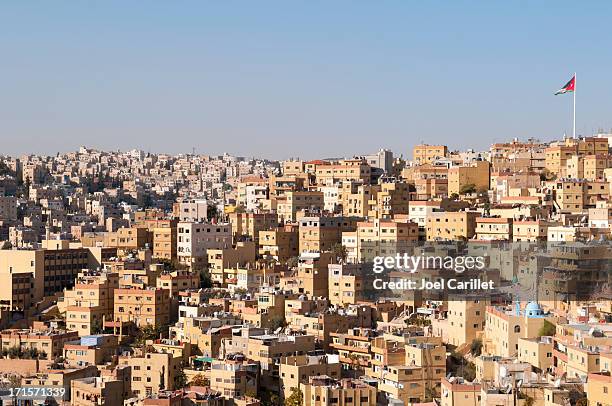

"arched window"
[514,325,521,333]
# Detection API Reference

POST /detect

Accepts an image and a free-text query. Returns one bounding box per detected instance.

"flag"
[555,75,575,95]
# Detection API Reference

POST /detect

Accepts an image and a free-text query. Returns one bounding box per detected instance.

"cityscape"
[0,137,611,405]
[2,2,612,406]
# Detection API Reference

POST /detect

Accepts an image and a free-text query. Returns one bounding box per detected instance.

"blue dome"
[525,301,543,317]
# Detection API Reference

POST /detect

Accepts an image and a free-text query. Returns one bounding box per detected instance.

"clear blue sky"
[1,1,611,159]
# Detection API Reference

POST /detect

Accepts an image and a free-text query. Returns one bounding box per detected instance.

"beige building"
[328,263,365,306]
[118,351,181,398]
[113,287,170,328]
[446,297,487,347]
[448,161,490,195]
[440,377,481,406]
[413,144,448,164]
[277,191,325,223]
[209,357,259,399]
[301,375,377,406]
[346,219,418,263]
[258,225,299,262]
[63,270,119,336]
[279,354,341,399]
[475,217,513,241]
[71,375,126,406]
[0,326,78,360]
[426,211,481,241]
[518,336,554,373]
[229,212,278,245]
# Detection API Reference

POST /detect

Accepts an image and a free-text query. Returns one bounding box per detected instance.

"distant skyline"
[2,1,612,159]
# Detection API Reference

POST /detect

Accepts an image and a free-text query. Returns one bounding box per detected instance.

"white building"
[177,221,232,268]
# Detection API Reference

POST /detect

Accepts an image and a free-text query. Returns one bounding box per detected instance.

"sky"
[1,1,612,160]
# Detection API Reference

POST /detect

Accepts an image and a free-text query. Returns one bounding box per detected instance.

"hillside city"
[0,134,611,406]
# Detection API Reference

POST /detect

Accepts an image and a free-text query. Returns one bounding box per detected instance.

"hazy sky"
[1,1,612,160]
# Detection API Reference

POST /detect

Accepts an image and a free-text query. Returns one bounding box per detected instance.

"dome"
[525,301,543,317]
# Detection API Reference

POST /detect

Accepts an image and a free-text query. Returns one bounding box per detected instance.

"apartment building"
[294,252,334,297]
[328,263,365,306]
[0,195,17,221]
[174,198,208,222]
[368,182,411,219]
[448,161,491,195]
[279,354,341,399]
[277,191,325,223]
[209,356,259,399]
[113,287,170,328]
[301,375,377,406]
[152,221,177,260]
[298,216,358,254]
[63,271,119,336]
[440,377,481,406]
[413,144,448,164]
[346,219,418,263]
[229,212,278,245]
[446,297,487,347]
[71,376,126,406]
[475,217,513,241]
[177,222,232,268]
[426,211,481,241]
[258,225,299,262]
[314,159,371,186]
[208,242,257,287]
[518,336,554,373]
[118,351,181,398]
[512,220,559,242]
[0,327,78,360]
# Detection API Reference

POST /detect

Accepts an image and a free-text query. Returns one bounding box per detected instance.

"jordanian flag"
[555,75,575,95]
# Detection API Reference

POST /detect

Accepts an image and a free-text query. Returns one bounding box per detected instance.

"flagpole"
[573,72,576,139]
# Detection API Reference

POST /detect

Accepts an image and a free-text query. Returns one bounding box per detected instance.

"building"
[475,217,513,241]
[448,161,491,195]
[413,144,448,165]
[118,351,181,398]
[177,222,232,268]
[300,375,377,406]
[174,198,208,222]
[426,211,481,241]
[229,212,278,245]
[209,356,259,399]
[113,287,171,328]
[277,191,325,223]
[0,326,78,360]
[258,225,299,262]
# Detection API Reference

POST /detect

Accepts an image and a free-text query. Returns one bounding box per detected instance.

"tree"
[259,390,281,406]
[189,373,206,387]
[207,205,219,221]
[538,320,556,337]
[174,367,188,389]
[199,269,212,288]
[265,315,286,331]
[285,387,303,406]
[459,183,476,195]
[8,346,21,359]
[331,243,348,263]
[135,324,165,346]
[470,339,483,357]
[286,256,299,269]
